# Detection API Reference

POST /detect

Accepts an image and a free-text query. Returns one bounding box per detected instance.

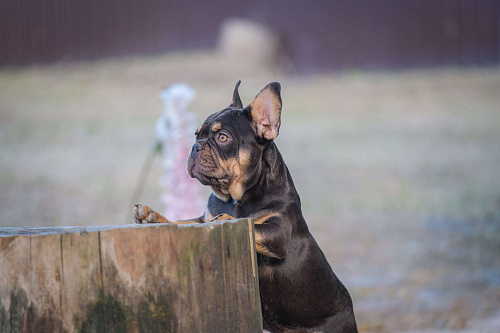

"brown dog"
[134,81,357,332]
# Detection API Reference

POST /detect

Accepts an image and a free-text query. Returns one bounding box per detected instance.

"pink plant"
[156,84,204,220]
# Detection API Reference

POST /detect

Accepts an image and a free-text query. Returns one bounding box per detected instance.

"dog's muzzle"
[190,141,205,159]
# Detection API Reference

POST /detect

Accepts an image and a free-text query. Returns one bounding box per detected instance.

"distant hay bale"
[217,18,280,67]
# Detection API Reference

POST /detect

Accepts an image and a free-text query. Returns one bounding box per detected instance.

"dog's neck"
[242,142,297,202]
[211,141,297,205]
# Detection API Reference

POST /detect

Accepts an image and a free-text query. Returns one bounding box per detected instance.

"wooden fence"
[0,219,262,333]
[0,0,498,71]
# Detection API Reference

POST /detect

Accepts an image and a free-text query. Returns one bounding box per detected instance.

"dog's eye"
[217,133,229,143]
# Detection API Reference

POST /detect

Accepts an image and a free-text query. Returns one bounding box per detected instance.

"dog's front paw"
[210,213,236,222]
[133,204,170,224]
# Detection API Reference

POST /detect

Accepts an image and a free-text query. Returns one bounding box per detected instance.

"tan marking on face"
[209,149,250,202]
[195,146,227,180]
[226,149,252,201]
[227,157,243,200]
[196,125,202,134]
[254,212,280,225]
[211,122,222,132]
[238,149,251,170]
[211,186,231,203]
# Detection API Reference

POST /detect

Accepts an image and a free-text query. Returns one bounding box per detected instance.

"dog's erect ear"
[229,80,243,109]
[246,82,282,141]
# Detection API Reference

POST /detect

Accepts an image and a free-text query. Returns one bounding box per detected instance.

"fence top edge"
[0,218,251,238]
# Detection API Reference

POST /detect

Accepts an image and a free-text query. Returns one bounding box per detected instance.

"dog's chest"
[209,196,261,221]
[209,196,239,217]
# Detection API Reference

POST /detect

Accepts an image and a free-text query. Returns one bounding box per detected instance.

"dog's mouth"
[188,162,231,189]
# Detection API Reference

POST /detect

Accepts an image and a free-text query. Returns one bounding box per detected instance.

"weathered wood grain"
[61,231,102,332]
[28,234,64,332]
[222,219,262,333]
[0,219,262,333]
[0,236,30,333]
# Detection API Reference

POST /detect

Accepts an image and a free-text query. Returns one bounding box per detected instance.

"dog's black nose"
[194,142,203,152]
[191,142,203,158]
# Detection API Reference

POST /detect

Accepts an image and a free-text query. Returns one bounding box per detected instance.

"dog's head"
[187,81,282,202]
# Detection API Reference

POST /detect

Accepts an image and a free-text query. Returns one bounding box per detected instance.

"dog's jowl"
[134,81,358,333]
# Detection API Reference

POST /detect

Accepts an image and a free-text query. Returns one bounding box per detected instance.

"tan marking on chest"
[254,231,282,259]
[254,212,280,225]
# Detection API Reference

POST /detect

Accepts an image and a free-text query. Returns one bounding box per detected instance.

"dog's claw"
[133,203,170,224]
[133,204,148,224]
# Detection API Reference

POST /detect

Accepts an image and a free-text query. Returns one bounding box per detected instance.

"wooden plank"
[0,219,262,333]
[221,219,262,332]
[0,236,31,333]
[99,225,165,332]
[171,222,227,332]
[98,222,232,332]
[28,234,64,332]
[60,231,102,332]
[0,226,91,237]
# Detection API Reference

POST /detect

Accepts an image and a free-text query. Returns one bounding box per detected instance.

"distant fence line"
[0,0,498,72]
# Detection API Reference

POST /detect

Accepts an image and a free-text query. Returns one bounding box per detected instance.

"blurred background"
[1,1,500,331]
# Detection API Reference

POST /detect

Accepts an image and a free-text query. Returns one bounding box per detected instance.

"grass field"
[1,52,499,331]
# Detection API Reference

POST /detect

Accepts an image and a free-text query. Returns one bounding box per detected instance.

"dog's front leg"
[210,213,291,259]
[133,204,204,225]
[253,214,291,260]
